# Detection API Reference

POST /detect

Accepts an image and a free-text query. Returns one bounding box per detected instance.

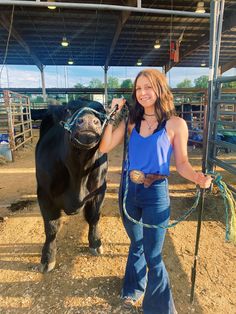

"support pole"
[40,65,47,102]
[162,65,167,75]
[190,0,225,304]
[104,65,108,107]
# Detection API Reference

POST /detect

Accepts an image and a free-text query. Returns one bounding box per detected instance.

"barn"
[0,1,235,313]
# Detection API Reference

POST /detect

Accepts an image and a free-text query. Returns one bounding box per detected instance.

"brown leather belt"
[129,170,167,188]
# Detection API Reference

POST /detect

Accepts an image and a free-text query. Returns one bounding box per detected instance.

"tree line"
[75,75,236,89]
[74,77,133,89]
[31,74,236,104]
[176,75,236,89]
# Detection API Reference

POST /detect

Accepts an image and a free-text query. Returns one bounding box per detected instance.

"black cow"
[30,108,48,121]
[23,107,48,121]
[35,99,108,273]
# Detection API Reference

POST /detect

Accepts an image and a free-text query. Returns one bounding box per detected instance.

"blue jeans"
[120,177,176,314]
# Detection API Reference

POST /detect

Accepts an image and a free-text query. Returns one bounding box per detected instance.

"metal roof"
[0,1,236,72]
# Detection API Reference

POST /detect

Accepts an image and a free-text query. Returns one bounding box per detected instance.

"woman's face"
[135,75,158,110]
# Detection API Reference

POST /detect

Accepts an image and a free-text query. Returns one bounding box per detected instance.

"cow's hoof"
[89,245,103,256]
[38,261,56,273]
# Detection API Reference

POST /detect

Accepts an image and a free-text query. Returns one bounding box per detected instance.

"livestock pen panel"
[207,78,236,193]
[173,89,207,147]
[0,90,33,161]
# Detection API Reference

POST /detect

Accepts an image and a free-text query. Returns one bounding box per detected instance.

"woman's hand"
[194,172,212,189]
[110,98,126,112]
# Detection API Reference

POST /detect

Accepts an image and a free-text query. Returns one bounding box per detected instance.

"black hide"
[35,99,108,272]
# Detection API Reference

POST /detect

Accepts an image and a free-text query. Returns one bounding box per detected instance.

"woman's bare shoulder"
[167,116,187,128]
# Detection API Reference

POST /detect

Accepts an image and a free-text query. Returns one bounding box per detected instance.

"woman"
[99,69,212,314]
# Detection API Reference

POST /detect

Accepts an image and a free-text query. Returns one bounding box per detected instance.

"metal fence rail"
[0,90,33,161]
[173,89,207,147]
[207,76,236,192]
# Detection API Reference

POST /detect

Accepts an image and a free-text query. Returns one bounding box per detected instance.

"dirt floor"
[0,130,235,314]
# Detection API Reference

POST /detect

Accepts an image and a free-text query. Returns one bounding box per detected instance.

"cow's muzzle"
[71,129,100,149]
[61,108,105,149]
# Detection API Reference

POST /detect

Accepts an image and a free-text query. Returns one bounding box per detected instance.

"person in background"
[99,68,212,314]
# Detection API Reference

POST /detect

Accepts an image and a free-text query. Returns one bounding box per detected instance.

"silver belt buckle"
[130,170,145,184]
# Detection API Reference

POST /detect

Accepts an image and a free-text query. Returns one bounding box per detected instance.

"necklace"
[145,119,157,130]
[144,113,155,117]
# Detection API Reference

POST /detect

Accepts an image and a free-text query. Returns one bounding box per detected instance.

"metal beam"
[105,0,135,67]
[221,60,236,73]
[165,6,236,72]
[216,75,236,83]
[0,13,43,70]
[0,1,210,18]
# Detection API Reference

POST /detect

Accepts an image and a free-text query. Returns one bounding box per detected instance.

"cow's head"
[63,107,106,149]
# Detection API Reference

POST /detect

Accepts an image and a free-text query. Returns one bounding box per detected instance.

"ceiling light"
[68,58,74,65]
[136,59,142,66]
[195,2,205,14]
[154,40,161,49]
[47,0,56,10]
[201,60,206,67]
[61,36,69,47]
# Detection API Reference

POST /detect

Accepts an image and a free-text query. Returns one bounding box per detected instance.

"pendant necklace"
[145,119,157,130]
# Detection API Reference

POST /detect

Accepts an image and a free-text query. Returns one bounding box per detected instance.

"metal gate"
[204,0,236,193]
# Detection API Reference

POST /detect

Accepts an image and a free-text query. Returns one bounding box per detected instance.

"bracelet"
[107,117,116,125]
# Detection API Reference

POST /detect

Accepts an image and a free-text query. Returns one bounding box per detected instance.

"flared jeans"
[120,177,176,314]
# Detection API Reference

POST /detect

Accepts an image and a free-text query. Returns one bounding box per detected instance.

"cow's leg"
[83,194,104,256]
[38,197,61,273]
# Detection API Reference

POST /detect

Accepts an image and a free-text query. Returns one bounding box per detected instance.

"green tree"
[121,79,133,88]
[176,79,192,88]
[194,75,208,88]
[74,82,84,88]
[222,81,236,88]
[88,78,104,88]
[108,76,120,88]
[34,96,44,103]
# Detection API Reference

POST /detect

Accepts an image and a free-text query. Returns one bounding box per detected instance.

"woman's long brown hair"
[129,68,176,124]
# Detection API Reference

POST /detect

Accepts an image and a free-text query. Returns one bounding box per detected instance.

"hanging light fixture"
[68,58,74,65]
[47,0,56,10]
[201,60,206,67]
[136,59,142,66]
[195,2,205,14]
[154,40,161,49]
[61,36,69,47]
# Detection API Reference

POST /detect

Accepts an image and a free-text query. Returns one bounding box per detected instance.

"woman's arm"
[99,98,127,153]
[169,117,212,188]
[99,119,126,153]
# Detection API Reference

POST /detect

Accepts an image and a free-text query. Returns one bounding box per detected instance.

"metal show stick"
[190,188,205,303]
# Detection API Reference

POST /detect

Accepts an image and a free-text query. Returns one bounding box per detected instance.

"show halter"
[60,104,119,147]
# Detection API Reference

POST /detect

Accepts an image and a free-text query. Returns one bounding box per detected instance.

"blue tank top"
[128,121,173,176]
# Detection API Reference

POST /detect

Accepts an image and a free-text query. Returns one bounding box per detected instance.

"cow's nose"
[76,118,84,125]
[87,117,100,127]
[92,117,100,125]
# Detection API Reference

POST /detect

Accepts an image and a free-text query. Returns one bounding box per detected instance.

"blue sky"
[0,65,235,89]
